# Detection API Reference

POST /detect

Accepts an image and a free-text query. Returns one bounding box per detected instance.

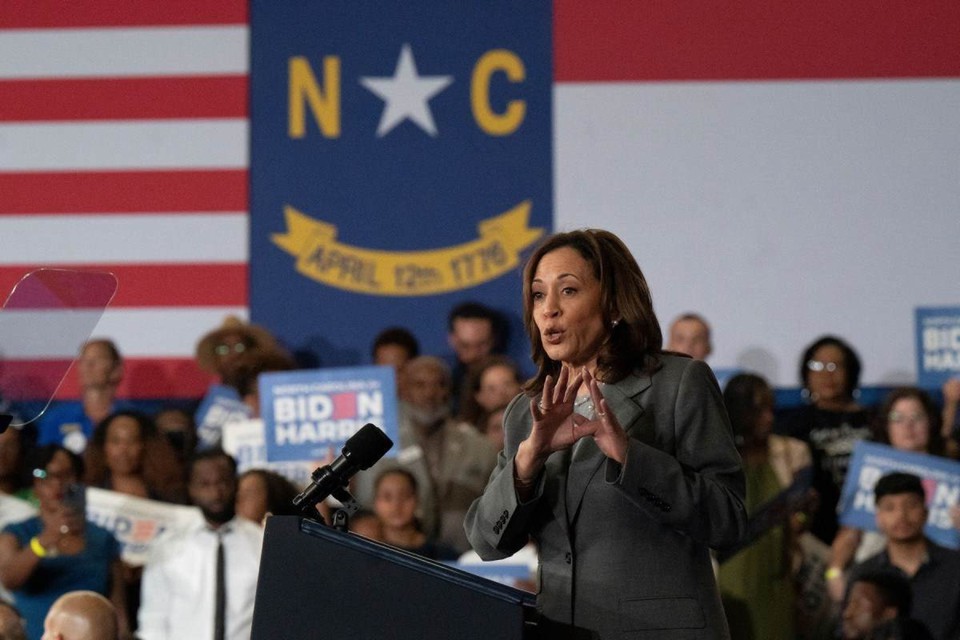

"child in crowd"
[372,469,458,561]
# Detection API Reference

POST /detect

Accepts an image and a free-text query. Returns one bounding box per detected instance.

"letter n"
[288,56,341,138]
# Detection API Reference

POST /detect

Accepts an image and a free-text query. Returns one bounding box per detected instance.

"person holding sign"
[827,388,949,604]
[941,378,960,459]
[846,472,960,640]
[83,412,186,504]
[0,446,127,640]
[464,229,747,639]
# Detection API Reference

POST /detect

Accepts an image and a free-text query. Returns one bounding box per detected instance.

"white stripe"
[0,26,248,79]
[92,307,250,357]
[0,307,248,358]
[0,309,110,358]
[0,120,248,171]
[0,214,248,264]
[555,78,960,386]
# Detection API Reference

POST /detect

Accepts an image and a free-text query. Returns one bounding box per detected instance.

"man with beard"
[138,450,263,640]
[354,356,497,553]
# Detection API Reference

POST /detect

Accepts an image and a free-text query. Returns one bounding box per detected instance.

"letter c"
[471,49,525,136]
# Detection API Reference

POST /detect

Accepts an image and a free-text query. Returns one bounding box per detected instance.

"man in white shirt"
[138,450,263,640]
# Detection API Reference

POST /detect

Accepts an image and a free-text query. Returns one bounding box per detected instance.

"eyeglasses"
[806,360,843,372]
[215,342,248,356]
[32,468,76,484]
[888,412,928,425]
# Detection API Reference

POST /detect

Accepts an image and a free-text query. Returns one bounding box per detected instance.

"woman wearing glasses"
[824,387,949,605]
[0,445,127,640]
[776,336,873,545]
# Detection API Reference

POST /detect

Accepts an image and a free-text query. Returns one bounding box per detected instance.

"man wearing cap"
[846,472,960,640]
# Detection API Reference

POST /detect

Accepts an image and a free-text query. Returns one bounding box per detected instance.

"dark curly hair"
[84,411,186,503]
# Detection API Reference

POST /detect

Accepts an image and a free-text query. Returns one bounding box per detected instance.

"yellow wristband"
[29,537,48,558]
[824,567,842,581]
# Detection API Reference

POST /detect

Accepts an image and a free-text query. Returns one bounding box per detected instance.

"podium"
[251,516,538,639]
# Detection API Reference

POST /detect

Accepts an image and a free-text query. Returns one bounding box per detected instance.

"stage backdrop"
[1,1,958,400]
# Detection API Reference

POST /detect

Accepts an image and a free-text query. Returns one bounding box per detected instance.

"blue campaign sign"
[915,306,960,389]
[249,1,552,372]
[260,366,398,463]
[838,441,960,550]
[194,384,252,449]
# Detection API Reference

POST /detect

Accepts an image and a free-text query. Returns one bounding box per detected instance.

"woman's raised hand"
[579,368,630,464]
[529,365,587,452]
[515,366,585,483]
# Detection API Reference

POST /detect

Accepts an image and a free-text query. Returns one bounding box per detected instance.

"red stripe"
[555,0,960,82]
[0,170,248,214]
[0,0,247,29]
[0,76,247,122]
[0,359,74,404]
[1,269,117,309]
[54,357,216,400]
[0,264,248,308]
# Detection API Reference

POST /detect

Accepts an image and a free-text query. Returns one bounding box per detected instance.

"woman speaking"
[465,229,747,639]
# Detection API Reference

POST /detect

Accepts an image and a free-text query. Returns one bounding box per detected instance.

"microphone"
[293,423,393,510]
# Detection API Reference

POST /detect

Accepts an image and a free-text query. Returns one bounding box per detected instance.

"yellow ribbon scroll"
[271,201,543,296]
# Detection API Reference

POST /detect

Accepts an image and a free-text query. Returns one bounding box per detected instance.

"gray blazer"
[464,355,747,639]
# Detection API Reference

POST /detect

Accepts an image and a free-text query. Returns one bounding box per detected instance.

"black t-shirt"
[776,404,874,544]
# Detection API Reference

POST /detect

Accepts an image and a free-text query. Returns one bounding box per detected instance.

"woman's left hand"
[576,369,630,464]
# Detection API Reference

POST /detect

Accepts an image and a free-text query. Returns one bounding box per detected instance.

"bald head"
[42,592,117,640]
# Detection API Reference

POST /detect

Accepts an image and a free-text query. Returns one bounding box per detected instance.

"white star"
[360,44,453,137]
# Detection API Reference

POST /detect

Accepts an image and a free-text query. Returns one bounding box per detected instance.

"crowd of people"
[1,230,959,639]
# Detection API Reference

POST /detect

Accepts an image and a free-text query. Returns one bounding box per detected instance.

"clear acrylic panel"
[0,269,117,429]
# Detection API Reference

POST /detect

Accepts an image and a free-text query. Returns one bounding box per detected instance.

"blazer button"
[564,552,572,564]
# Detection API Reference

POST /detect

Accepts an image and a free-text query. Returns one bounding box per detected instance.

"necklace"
[573,395,595,417]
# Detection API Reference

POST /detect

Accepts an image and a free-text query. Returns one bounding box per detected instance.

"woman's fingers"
[530,398,543,422]
[562,369,584,405]
[552,366,570,406]
[541,374,554,412]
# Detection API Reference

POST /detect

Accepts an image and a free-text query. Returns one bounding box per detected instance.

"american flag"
[0,1,250,399]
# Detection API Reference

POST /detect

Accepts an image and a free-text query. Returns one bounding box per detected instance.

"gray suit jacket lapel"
[565,371,652,526]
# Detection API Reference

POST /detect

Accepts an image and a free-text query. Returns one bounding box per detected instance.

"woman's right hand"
[515,366,585,483]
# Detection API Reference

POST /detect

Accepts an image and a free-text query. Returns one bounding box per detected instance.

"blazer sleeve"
[463,394,544,560]
[606,359,748,548]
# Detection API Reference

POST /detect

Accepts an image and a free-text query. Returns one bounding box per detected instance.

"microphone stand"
[329,487,360,532]
[298,483,360,532]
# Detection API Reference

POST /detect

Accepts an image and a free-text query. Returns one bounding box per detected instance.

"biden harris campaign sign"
[249,2,552,367]
[838,441,960,550]
[259,366,398,463]
[915,306,960,389]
